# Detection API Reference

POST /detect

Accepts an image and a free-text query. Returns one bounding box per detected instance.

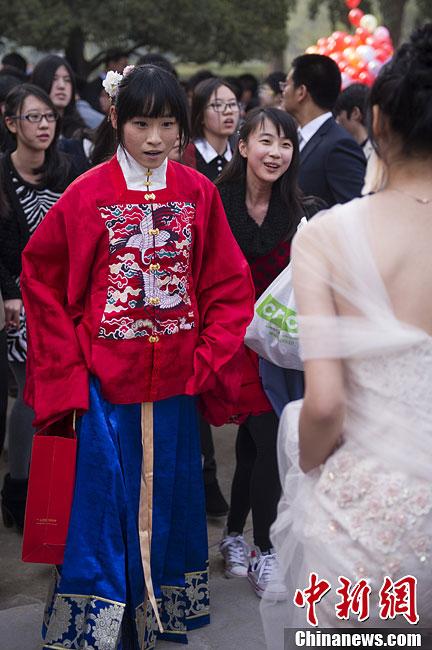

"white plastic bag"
[244,218,307,371]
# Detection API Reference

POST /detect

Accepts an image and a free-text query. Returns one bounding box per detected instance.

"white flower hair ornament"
[102,65,135,101]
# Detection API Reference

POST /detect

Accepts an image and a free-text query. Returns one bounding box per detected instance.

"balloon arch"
[305,0,393,87]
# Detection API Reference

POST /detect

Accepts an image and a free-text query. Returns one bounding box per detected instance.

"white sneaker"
[218,531,250,579]
[247,546,288,599]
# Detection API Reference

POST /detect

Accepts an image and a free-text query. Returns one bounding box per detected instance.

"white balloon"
[357,45,376,62]
[368,59,383,78]
[360,14,378,33]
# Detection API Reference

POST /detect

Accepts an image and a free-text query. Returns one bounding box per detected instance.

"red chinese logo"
[335,577,371,622]
[294,572,331,626]
[294,573,419,627]
[379,575,419,624]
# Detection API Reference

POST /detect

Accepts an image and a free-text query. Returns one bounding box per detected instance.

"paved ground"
[0,417,266,650]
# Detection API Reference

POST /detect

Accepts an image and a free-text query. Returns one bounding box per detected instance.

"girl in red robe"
[21,64,254,650]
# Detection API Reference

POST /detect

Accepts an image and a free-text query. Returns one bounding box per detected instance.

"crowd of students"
[0,23,431,649]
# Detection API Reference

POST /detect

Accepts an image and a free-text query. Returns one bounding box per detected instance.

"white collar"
[116,145,168,191]
[298,112,333,150]
[194,138,232,164]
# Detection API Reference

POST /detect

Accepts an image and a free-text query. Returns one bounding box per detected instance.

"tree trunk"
[267,51,285,73]
[65,26,92,79]
[379,0,409,47]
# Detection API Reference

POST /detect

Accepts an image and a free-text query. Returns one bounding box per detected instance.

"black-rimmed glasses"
[9,112,59,123]
[206,101,240,113]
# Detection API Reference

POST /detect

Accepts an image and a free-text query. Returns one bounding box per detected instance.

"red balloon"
[375,48,389,63]
[380,42,394,54]
[326,39,337,54]
[345,0,361,8]
[317,37,328,48]
[332,31,347,49]
[343,34,357,47]
[338,60,348,72]
[359,70,373,85]
[329,52,343,64]
[344,65,357,78]
[356,60,368,73]
[348,8,364,27]
[355,27,371,43]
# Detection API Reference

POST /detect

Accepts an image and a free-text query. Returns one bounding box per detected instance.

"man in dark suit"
[282,54,366,207]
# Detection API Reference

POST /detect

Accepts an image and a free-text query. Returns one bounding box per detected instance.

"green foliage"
[0,0,289,71]
[415,0,432,22]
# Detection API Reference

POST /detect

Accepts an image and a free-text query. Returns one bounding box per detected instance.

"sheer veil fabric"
[260,197,432,648]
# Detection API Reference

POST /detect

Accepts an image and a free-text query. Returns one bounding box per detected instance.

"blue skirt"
[42,377,209,649]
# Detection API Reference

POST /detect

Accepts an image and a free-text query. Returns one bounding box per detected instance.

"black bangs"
[114,65,190,150]
[241,107,299,150]
[136,99,174,119]
[264,110,299,147]
[257,113,284,137]
[30,55,77,100]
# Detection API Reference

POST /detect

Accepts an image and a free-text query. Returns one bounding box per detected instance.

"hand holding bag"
[244,218,307,371]
[22,412,77,565]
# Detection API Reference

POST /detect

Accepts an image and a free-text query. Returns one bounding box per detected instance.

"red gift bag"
[22,413,77,565]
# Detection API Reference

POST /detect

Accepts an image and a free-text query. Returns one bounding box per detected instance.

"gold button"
[144,193,156,200]
[148,228,160,236]
[146,171,153,176]
[149,335,159,343]
[149,297,160,305]
[149,263,160,271]
[143,181,152,186]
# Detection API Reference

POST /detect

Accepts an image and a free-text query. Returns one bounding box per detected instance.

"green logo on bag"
[256,294,298,334]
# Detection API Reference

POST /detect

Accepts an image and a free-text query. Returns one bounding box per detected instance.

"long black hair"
[113,64,190,153]
[216,107,314,237]
[30,55,85,138]
[90,116,117,166]
[1,83,72,210]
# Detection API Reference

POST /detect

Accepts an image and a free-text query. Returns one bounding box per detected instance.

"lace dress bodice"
[346,338,432,427]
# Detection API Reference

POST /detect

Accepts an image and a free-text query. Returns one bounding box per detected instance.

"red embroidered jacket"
[21,156,255,428]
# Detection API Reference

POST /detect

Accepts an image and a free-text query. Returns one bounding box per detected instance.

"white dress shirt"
[117,145,168,191]
[298,112,333,151]
[194,138,232,163]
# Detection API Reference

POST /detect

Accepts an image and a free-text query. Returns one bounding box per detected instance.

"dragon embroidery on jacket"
[98,202,196,339]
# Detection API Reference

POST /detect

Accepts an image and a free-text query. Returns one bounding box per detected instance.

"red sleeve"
[185,181,255,425]
[21,181,102,429]
[181,143,197,170]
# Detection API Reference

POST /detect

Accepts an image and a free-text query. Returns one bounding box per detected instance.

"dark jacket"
[0,152,77,300]
[298,116,366,207]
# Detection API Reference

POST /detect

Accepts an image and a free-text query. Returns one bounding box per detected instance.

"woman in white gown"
[261,24,432,646]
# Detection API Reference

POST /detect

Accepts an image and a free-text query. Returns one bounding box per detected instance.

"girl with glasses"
[183,77,240,183]
[258,72,287,109]
[0,83,77,532]
[20,64,253,649]
[182,77,241,517]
